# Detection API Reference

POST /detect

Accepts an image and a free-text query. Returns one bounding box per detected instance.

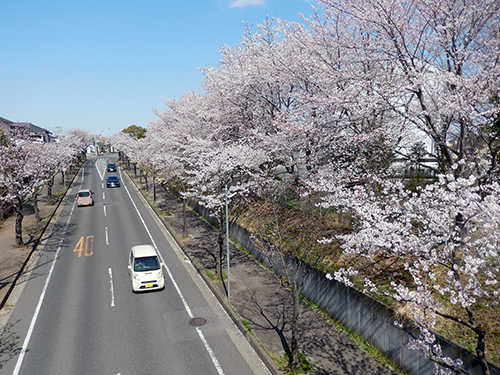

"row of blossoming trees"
[109,0,500,373]
[0,124,94,246]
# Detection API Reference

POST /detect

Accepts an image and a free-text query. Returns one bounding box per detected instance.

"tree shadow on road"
[0,321,22,370]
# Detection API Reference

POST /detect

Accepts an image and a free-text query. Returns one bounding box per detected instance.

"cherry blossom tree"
[142,1,499,372]
[0,124,85,245]
[151,90,270,277]
[59,128,95,165]
[200,19,316,182]
[110,127,151,186]
[147,15,406,368]
[302,2,500,371]
[31,142,72,220]
[329,172,499,375]
[42,141,74,204]
[307,0,500,181]
[0,145,41,244]
[108,130,143,176]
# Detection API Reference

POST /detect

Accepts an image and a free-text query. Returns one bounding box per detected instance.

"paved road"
[0,157,270,375]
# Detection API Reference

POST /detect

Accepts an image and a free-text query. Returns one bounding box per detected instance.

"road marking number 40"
[73,236,94,257]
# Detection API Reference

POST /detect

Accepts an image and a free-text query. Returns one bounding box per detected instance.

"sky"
[0,0,316,137]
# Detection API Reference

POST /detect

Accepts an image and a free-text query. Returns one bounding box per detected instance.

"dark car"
[107,163,117,172]
[106,175,121,188]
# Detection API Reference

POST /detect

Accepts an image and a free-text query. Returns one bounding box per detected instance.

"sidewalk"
[0,173,71,310]
[127,167,400,375]
[0,159,400,375]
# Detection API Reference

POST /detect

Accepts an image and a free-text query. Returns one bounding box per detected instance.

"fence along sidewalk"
[189,198,500,375]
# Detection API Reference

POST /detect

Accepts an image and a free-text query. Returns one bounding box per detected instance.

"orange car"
[76,189,94,207]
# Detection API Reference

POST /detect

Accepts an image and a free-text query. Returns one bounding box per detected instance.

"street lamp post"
[225,184,230,299]
[152,162,156,203]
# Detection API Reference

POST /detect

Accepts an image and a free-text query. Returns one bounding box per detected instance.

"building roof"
[0,116,53,142]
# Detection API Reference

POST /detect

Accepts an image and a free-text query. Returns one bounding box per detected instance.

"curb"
[122,168,282,375]
[0,167,81,310]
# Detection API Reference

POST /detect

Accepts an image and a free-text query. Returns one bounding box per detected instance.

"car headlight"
[156,270,163,279]
[134,273,141,282]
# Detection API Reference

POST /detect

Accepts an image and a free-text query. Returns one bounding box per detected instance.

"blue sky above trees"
[0,0,314,137]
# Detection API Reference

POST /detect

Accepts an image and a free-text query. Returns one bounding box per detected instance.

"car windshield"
[108,164,115,168]
[108,176,119,181]
[134,256,160,272]
[78,191,90,197]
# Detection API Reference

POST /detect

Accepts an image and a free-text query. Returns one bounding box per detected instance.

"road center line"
[103,205,107,216]
[122,179,225,375]
[105,227,109,245]
[108,268,115,307]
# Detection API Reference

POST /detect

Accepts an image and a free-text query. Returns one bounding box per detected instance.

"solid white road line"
[13,202,77,375]
[122,180,225,375]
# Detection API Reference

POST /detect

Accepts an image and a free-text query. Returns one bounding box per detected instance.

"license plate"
[145,283,154,288]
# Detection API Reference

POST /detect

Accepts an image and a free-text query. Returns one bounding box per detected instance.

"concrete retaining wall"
[188,198,499,375]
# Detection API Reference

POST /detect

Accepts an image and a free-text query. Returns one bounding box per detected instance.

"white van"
[128,245,165,292]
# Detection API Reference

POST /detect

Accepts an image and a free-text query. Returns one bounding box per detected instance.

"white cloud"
[229,0,266,8]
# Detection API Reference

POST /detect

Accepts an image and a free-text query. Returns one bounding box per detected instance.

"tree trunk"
[183,197,187,237]
[34,189,41,221]
[290,282,300,368]
[47,177,53,204]
[217,215,224,278]
[14,197,24,246]
[475,326,491,375]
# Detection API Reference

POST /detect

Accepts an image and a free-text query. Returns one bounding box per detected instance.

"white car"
[128,245,165,292]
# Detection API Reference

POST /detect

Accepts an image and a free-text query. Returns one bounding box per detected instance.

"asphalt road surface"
[0,156,270,375]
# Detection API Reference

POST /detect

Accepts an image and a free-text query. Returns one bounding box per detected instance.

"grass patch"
[275,351,313,375]
[241,319,253,333]
[204,269,227,282]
